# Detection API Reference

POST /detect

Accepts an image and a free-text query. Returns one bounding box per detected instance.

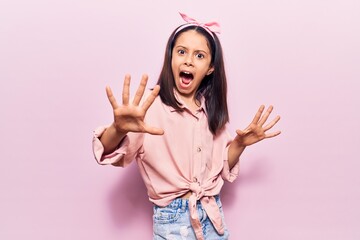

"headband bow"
[179,12,221,34]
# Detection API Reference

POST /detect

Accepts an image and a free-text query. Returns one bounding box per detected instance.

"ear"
[207,66,214,75]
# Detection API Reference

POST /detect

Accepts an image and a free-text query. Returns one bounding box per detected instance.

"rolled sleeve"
[92,126,130,166]
[221,145,240,182]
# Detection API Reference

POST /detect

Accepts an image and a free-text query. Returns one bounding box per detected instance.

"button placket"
[192,109,205,189]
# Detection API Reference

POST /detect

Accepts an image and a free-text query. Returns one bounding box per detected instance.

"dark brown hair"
[156,25,229,135]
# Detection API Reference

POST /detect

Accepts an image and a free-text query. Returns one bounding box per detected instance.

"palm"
[106,74,163,135]
[113,105,147,133]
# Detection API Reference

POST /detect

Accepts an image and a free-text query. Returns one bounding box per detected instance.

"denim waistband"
[157,195,220,211]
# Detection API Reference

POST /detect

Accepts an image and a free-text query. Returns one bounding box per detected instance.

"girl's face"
[171,30,214,102]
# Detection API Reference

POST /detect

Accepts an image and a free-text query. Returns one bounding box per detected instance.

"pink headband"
[176,12,221,37]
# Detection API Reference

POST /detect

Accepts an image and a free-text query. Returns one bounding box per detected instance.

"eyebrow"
[174,45,209,54]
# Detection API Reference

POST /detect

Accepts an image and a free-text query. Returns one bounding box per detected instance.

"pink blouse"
[92,91,240,240]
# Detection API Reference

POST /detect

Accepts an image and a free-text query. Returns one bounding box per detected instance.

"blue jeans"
[153,195,230,240]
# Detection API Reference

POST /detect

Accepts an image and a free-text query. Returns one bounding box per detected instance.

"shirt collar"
[167,90,207,116]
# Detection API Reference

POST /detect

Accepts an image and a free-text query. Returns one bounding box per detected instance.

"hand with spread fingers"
[106,74,164,136]
[100,74,163,154]
[234,105,281,147]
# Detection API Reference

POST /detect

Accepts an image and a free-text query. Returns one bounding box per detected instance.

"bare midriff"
[181,191,192,199]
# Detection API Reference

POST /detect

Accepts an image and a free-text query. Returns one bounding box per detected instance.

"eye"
[178,49,185,55]
[196,53,205,59]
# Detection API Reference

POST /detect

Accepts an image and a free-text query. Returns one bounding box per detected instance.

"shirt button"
[193,177,198,182]
[197,147,202,152]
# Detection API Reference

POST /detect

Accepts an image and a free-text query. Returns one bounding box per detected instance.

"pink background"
[1,0,359,239]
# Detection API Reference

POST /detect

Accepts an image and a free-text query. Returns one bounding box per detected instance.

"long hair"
[156,25,229,135]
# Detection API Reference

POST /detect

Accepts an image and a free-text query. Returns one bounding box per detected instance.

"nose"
[184,55,193,66]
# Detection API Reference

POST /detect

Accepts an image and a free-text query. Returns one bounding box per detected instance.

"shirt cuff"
[92,126,128,166]
[221,160,240,182]
[221,145,240,182]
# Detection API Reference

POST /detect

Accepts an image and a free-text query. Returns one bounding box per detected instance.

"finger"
[236,127,251,136]
[263,115,281,131]
[235,129,244,136]
[133,74,148,106]
[122,74,131,105]
[106,86,118,109]
[144,125,164,135]
[142,85,160,111]
[258,105,274,126]
[265,130,281,138]
[251,105,265,124]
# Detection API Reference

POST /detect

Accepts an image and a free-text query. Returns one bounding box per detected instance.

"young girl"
[93,13,281,240]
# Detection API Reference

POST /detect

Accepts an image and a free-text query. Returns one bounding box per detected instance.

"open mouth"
[180,71,194,85]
